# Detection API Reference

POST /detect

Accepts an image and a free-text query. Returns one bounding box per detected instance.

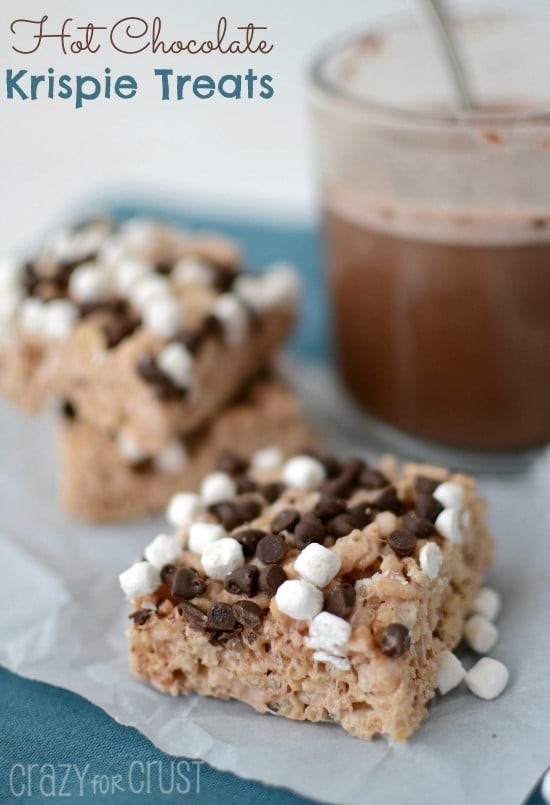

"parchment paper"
[1,364,549,805]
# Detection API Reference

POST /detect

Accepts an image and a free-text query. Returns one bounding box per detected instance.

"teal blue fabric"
[0,205,327,805]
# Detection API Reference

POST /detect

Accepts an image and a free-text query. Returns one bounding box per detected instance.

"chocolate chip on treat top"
[358,467,389,490]
[60,399,77,420]
[372,486,406,515]
[387,529,417,557]
[234,528,266,557]
[224,565,259,597]
[258,564,287,596]
[207,602,238,631]
[260,481,286,504]
[327,514,355,539]
[103,312,141,350]
[171,567,207,600]
[236,475,258,494]
[234,496,262,523]
[346,502,374,530]
[256,533,287,564]
[379,623,411,657]
[129,609,152,626]
[314,494,347,521]
[177,601,208,630]
[415,475,440,495]
[208,501,243,532]
[402,512,434,538]
[416,494,444,523]
[160,564,177,586]
[293,515,326,550]
[232,600,263,629]
[304,450,342,478]
[271,508,300,534]
[325,583,356,619]
[216,450,249,476]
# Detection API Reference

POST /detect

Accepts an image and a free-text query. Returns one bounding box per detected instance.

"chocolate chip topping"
[129,609,152,626]
[415,475,440,495]
[234,528,266,557]
[304,450,342,478]
[209,501,244,532]
[232,600,263,629]
[207,602,238,631]
[325,584,356,619]
[321,458,364,498]
[176,315,223,355]
[216,450,249,476]
[372,486,406,515]
[160,564,176,586]
[271,508,300,534]
[402,512,435,538]
[387,529,417,557]
[60,399,77,420]
[154,260,174,276]
[212,264,239,293]
[314,494,347,521]
[236,475,258,494]
[346,502,374,530]
[294,515,325,550]
[136,355,185,402]
[103,311,141,349]
[327,514,356,539]
[224,565,259,597]
[171,567,207,600]
[256,533,287,564]
[358,468,389,490]
[234,496,262,523]
[258,564,287,596]
[415,494,444,523]
[260,481,286,504]
[177,601,208,630]
[379,623,411,657]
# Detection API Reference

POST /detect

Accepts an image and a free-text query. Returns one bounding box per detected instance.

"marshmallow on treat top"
[119,561,160,598]
[166,492,203,528]
[282,455,326,491]
[294,543,342,588]
[275,579,324,620]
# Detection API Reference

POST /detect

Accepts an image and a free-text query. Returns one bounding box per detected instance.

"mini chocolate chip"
[323,535,336,548]
[340,457,366,481]
[260,481,286,504]
[303,450,342,478]
[224,565,259,597]
[171,567,207,600]
[346,502,375,530]
[387,528,417,557]
[22,262,40,295]
[379,623,411,657]
[256,533,287,564]
[129,609,152,626]
[216,450,249,475]
[177,601,208,630]
[294,516,325,550]
[155,260,174,276]
[271,508,299,534]
[358,468,388,490]
[160,564,177,586]
[234,496,262,523]
[314,494,347,521]
[104,312,141,349]
[212,265,239,293]
[372,486,406,515]
[258,564,287,596]
[327,514,355,539]
[209,501,243,532]
[416,494,443,523]
[234,528,266,556]
[60,400,77,420]
[402,512,435,538]
[176,327,205,355]
[131,458,154,475]
[207,602,238,631]
[236,475,258,494]
[79,298,126,318]
[232,600,263,629]
[136,355,163,383]
[415,475,440,495]
[325,584,356,618]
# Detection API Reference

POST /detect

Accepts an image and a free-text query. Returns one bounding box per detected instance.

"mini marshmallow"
[306,611,351,654]
[119,561,161,598]
[213,293,248,345]
[153,440,188,474]
[275,579,324,620]
[251,445,284,471]
[235,263,299,312]
[464,614,499,654]
[201,537,244,580]
[312,650,351,671]
[436,650,466,695]
[464,657,509,700]
[188,522,227,555]
[142,296,182,339]
[435,508,461,543]
[129,274,171,310]
[156,342,193,389]
[113,258,150,295]
[19,298,45,335]
[41,299,78,339]
[471,587,502,622]
[144,534,184,570]
[282,455,326,491]
[419,542,443,580]
[433,481,465,510]
[166,492,203,528]
[115,432,149,464]
[173,256,214,287]
[119,217,159,250]
[294,543,342,588]
[200,472,236,506]
[68,263,110,303]
[0,288,21,323]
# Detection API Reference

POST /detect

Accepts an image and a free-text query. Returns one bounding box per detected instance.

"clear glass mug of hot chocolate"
[310,7,550,465]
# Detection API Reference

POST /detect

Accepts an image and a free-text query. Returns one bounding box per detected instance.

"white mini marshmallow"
[0,288,21,323]
[464,614,499,654]
[435,508,461,543]
[166,492,203,528]
[306,611,351,654]
[142,296,182,339]
[235,263,299,312]
[200,472,236,506]
[433,481,465,510]
[419,542,443,580]
[173,256,214,287]
[113,258,150,295]
[144,534,184,570]
[153,440,188,474]
[213,293,248,345]
[188,522,227,555]
[282,455,326,491]
[129,273,171,310]
[201,537,244,580]
[436,650,466,695]
[465,657,509,700]
[119,217,159,250]
[119,561,160,598]
[294,543,342,588]
[275,579,323,620]
[115,432,148,464]
[471,587,502,622]
[156,342,193,389]
[251,445,284,471]
[68,263,110,303]
[19,298,46,335]
[312,650,350,671]
[42,299,78,339]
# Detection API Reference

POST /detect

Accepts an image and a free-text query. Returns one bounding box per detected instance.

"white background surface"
[0,0,405,253]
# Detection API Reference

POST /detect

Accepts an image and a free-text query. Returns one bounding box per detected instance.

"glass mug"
[310,7,550,454]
